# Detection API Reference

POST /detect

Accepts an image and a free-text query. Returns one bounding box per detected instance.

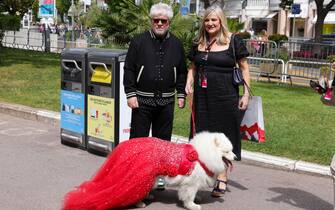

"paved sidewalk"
[0,101,331,177]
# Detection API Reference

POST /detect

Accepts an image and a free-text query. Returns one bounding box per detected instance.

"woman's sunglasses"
[152,18,168,24]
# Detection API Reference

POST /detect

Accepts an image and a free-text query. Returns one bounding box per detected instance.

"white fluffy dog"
[163,132,236,210]
[62,132,235,210]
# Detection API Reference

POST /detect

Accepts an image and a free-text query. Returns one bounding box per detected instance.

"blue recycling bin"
[60,48,88,149]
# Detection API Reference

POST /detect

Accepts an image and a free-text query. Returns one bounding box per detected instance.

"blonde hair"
[196,6,230,46]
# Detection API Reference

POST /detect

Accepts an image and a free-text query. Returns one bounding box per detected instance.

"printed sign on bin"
[60,90,85,134]
[87,94,114,142]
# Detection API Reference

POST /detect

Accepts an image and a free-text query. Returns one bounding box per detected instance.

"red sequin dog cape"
[62,137,200,210]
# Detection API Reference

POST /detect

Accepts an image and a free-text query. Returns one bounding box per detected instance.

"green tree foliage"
[97,0,154,44]
[227,18,244,33]
[0,0,29,47]
[170,13,199,57]
[0,15,20,59]
[0,0,34,17]
[268,34,288,45]
[279,0,293,10]
[56,0,79,23]
[98,0,198,50]
[31,0,40,22]
[78,4,103,28]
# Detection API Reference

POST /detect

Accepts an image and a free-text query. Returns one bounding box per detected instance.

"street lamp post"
[71,0,74,44]
[67,0,76,46]
[68,0,76,47]
[285,5,290,37]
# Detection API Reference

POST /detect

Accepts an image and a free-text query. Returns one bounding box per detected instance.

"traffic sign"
[291,4,301,15]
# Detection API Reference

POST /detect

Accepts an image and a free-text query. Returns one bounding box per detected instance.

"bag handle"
[232,33,253,96]
[231,34,238,68]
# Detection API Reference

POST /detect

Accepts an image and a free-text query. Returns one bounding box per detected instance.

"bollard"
[332,154,335,209]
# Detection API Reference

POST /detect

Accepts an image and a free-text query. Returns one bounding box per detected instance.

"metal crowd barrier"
[244,39,335,85]
[244,39,278,59]
[3,30,44,51]
[279,41,334,85]
[2,29,108,54]
[3,32,335,86]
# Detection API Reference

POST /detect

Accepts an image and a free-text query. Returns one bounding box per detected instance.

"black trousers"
[130,102,175,141]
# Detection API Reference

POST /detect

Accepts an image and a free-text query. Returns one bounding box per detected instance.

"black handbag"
[232,34,244,86]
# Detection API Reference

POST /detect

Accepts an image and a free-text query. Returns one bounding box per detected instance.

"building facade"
[190,0,335,39]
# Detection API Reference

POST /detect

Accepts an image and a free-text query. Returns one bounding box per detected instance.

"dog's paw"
[185,202,201,210]
[194,194,202,203]
[135,201,146,208]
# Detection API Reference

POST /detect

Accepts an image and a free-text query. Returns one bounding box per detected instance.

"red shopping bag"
[240,96,265,143]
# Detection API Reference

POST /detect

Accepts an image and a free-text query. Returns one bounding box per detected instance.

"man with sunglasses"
[124,3,187,143]
[124,3,187,193]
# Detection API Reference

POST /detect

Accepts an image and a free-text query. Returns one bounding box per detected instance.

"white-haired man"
[124,3,186,142]
[124,2,187,194]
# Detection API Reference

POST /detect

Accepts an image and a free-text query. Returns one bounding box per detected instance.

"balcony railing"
[246,0,269,7]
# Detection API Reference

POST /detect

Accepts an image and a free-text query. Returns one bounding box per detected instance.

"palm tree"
[227,19,244,33]
[96,0,154,45]
[97,0,198,49]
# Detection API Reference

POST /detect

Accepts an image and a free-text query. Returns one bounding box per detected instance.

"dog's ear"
[214,137,221,147]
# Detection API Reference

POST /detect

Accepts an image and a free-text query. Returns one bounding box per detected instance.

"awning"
[264,12,278,19]
[226,15,239,19]
[312,11,335,24]
[288,3,308,18]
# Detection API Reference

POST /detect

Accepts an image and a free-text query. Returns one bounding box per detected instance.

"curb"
[0,102,60,127]
[0,102,331,177]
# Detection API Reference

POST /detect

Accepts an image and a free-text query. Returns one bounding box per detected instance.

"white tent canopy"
[312,11,335,24]
[264,12,278,19]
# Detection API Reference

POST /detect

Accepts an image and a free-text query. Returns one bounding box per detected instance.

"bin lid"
[87,49,127,61]
[61,48,90,58]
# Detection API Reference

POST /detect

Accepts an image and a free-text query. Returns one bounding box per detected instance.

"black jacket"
[123,30,187,99]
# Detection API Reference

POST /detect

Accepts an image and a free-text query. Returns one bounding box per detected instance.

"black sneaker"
[310,80,326,94]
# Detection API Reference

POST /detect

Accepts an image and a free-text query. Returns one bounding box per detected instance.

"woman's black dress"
[188,34,249,160]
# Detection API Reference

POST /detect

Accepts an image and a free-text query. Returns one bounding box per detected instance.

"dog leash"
[189,94,196,138]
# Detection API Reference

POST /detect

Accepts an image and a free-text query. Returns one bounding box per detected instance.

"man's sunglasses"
[152,18,168,24]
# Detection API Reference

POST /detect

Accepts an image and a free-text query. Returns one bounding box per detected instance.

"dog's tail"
[61,146,156,210]
[62,173,156,210]
[61,181,106,210]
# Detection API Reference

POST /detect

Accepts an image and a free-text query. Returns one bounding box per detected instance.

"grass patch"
[1,48,334,165]
[173,82,335,165]
[0,48,60,111]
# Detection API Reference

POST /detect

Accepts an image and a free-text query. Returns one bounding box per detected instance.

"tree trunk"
[314,0,335,42]
[314,19,324,43]
[314,11,327,43]
[203,0,210,8]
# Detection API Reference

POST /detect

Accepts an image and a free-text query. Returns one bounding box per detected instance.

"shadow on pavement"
[229,180,249,191]
[147,189,226,208]
[267,187,333,210]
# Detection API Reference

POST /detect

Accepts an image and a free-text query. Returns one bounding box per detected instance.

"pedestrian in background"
[247,27,255,38]
[185,5,250,197]
[322,59,335,103]
[258,29,268,56]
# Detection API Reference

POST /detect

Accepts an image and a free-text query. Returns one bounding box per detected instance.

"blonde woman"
[185,6,250,197]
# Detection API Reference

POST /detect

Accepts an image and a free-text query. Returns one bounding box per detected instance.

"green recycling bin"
[60,48,88,149]
[86,49,131,155]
